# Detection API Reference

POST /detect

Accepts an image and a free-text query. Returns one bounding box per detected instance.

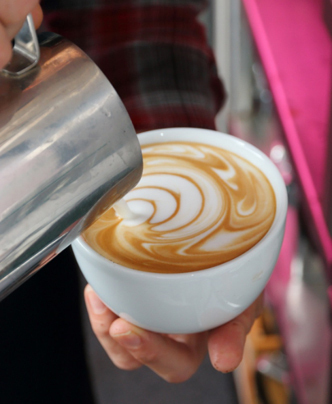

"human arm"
[0,0,43,69]
[84,284,263,382]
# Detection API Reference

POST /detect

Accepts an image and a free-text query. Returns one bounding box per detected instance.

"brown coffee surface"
[83,142,276,273]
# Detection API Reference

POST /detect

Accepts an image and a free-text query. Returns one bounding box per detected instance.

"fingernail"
[112,330,142,348]
[87,292,107,314]
[221,368,235,374]
[213,361,236,374]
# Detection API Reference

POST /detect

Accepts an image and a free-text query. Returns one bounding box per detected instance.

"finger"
[84,285,142,370]
[31,4,43,30]
[0,0,41,27]
[0,3,43,71]
[0,23,12,69]
[0,1,42,39]
[6,5,43,39]
[110,319,209,383]
[4,21,23,41]
[208,294,264,373]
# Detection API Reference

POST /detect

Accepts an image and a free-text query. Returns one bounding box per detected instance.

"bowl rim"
[72,127,288,280]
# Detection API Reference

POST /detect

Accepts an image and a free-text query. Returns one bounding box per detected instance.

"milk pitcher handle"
[2,14,40,76]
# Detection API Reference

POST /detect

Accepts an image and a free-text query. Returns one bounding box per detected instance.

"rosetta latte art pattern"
[83,142,276,273]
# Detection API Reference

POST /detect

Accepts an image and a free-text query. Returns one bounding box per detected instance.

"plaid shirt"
[42,0,225,132]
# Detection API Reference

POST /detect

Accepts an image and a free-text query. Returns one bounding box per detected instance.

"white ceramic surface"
[72,128,288,334]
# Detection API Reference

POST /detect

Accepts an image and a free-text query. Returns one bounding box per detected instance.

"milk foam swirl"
[83,142,276,273]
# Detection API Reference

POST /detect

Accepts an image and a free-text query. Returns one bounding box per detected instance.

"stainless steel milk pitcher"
[0,16,143,299]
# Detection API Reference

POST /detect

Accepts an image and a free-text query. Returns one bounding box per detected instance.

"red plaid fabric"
[43,0,225,132]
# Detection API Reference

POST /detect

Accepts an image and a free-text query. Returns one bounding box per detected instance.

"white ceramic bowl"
[72,128,288,334]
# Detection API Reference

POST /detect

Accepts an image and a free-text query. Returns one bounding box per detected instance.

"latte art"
[83,142,276,273]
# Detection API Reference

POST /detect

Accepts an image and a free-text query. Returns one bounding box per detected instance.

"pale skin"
[85,285,263,382]
[1,0,264,383]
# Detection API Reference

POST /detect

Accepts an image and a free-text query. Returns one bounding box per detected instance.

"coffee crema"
[83,142,276,273]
